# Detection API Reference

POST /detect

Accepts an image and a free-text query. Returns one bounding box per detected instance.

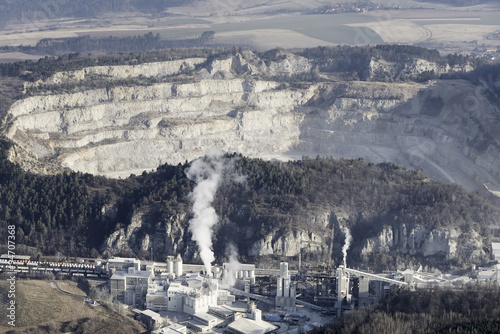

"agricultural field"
[0,1,499,59]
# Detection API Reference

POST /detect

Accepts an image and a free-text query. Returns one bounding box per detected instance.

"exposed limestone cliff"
[359,223,489,270]
[101,205,335,263]
[103,209,200,261]
[6,51,498,193]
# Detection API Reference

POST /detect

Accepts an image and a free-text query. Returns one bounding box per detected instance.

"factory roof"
[228,317,277,334]
[148,288,168,297]
[152,323,186,334]
[140,309,163,320]
[193,312,217,323]
[111,270,152,280]
[492,243,500,260]
[108,257,140,264]
[209,306,234,318]
[167,282,191,294]
[478,270,497,280]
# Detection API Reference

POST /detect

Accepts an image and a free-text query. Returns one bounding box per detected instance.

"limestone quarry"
[2,49,500,270]
[5,50,500,194]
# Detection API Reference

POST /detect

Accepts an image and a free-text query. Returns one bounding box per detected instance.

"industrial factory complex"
[4,243,500,333]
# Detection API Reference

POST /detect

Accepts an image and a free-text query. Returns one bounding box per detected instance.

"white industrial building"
[109,256,285,333]
[477,265,500,281]
[107,257,141,274]
[222,262,256,289]
[145,270,235,315]
[492,243,500,261]
[275,262,296,311]
[228,304,277,334]
[110,266,153,307]
[152,323,187,334]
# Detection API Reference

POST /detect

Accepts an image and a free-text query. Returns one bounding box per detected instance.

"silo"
[174,254,183,277]
[167,256,174,274]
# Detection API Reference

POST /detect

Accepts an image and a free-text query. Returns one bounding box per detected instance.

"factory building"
[146,279,169,312]
[110,266,153,307]
[146,271,236,316]
[275,262,296,311]
[492,243,500,261]
[228,303,278,334]
[106,257,141,274]
[152,323,187,334]
[222,262,256,291]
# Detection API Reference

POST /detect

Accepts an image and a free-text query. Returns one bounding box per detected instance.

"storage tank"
[167,256,174,274]
[174,254,183,277]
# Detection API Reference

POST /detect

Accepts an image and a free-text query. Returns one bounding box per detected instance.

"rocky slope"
[5,50,500,194]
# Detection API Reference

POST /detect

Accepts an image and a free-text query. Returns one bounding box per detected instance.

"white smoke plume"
[342,227,352,267]
[185,150,225,276]
[222,243,241,287]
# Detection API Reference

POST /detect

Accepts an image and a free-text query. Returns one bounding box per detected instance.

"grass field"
[0,279,144,333]
[0,279,95,329]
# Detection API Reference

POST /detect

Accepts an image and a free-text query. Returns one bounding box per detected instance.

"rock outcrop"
[6,51,499,193]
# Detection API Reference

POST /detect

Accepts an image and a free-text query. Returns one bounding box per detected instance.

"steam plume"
[342,227,352,267]
[185,150,224,276]
[222,243,241,287]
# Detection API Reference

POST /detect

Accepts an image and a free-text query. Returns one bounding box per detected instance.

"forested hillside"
[318,285,500,334]
[0,137,498,271]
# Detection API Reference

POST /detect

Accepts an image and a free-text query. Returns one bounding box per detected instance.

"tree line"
[0,31,216,56]
[317,285,500,334]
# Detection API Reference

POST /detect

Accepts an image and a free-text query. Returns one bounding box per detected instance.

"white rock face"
[5,52,500,191]
[24,58,206,88]
[360,223,486,264]
[9,72,314,176]
[104,209,193,259]
[249,229,327,257]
